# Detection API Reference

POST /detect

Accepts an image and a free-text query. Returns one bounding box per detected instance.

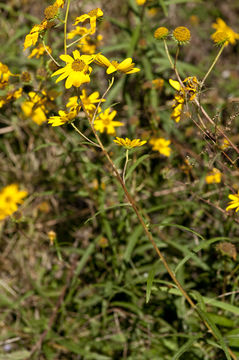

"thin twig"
[71,122,101,147]
[122,149,129,184]
[67,33,90,49]
[91,77,115,125]
[43,40,60,67]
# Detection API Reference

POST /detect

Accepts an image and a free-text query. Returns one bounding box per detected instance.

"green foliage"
[1,0,239,359]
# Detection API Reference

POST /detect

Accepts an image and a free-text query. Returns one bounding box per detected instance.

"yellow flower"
[171,103,184,123]
[28,43,52,59]
[114,137,147,149]
[94,108,123,135]
[226,191,239,212]
[169,77,199,122]
[21,91,47,125]
[54,0,65,8]
[136,0,146,5]
[189,15,199,26]
[44,4,59,19]
[172,26,191,44]
[147,8,158,17]
[169,79,185,122]
[212,31,229,46]
[0,63,12,88]
[169,78,182,91]
[80,89,105,114]
[51,50,95,89]
[48,108,78,126]
[0,88,22,108]
[205,168,222,184]
[67,26,88,40]
[211,18,239,46]
[78,35,103,55]
[48,230,56,245]
[221,138,230,150]
[74,8,103,35]
[150,138,171,157]
[152,78,164,90]
[154,27,169,40]
[0,184,28,221]
[94,54,140,74]
[24,20,49,50]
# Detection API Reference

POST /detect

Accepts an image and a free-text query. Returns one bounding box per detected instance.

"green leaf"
[172,335,201,359]
[84,203,131,224]
[33,142,58,152]
[124,225,143,262]
[196,307,232,360]
[175,237,232,273]
[146,267,156,303]
[159,286,239,316]
[125,154,149,181]
[75,242,96,276]
[208,313,235,328]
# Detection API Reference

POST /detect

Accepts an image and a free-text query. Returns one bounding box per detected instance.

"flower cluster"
[67,19,103,55]
[74,8,103,35]
[170,76,199,122]
[149,138,171,157]
[48,89,104,127]
[205,168,221,184]
[0,184,28,221]
[0,62,12,88]
[21,91,54,125]
[211,18,239,46]
[28,43,52,59]
[0,88,22,108]
[24,0,65,51]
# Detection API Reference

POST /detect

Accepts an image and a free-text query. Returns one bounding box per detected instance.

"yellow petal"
[169,79,181,91]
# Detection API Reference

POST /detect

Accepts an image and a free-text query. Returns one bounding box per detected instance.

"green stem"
[163,39,174,69]
[174,45,180,71]
[64,0,71,55]
[201,43,226,88]
[123,149,129,184]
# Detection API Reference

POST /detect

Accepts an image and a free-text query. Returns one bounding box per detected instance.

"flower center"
[88,9,98,17]
[44,4,58,19]
[102,118,111,125]
[154,27,169,39]
[71,60,86,72]
[173,27,191,42]
[111,61,119,68]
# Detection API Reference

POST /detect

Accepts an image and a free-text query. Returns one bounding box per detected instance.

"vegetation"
[1,0,239,359]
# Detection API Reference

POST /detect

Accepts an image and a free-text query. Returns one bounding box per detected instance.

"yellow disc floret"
[212,31,229,46]
[154,27,169,40]
[44,4,59,20]
[173,26,191,44]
